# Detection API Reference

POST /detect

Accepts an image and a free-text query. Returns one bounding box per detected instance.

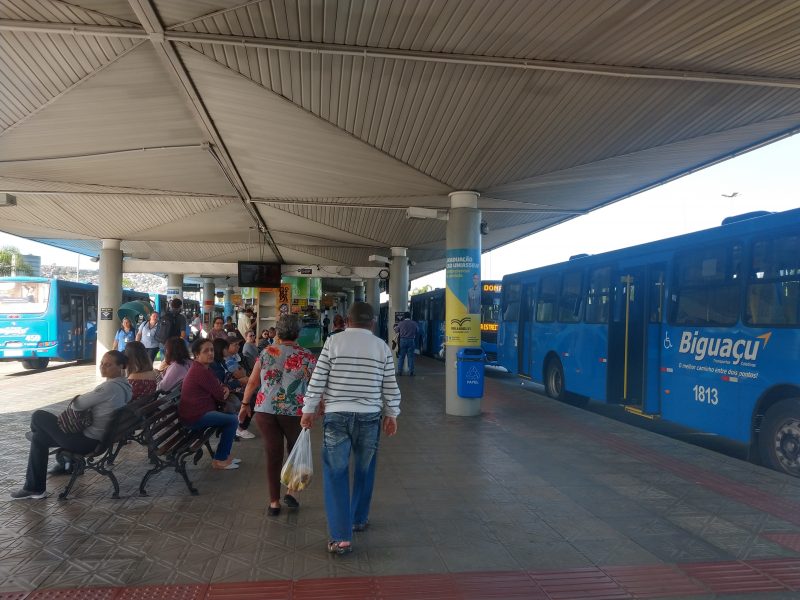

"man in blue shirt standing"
[393,312,419,376]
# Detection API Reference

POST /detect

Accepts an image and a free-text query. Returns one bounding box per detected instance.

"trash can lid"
[456,347,485,359]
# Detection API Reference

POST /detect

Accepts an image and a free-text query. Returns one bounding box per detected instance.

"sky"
[1,133,799,282]
[414,132,800,290]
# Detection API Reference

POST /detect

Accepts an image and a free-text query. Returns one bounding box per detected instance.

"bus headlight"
[36,341,57,348]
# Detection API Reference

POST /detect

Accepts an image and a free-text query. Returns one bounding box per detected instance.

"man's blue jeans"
[187,411,238,460]
[397,337,415,374]
[322,411,381,543]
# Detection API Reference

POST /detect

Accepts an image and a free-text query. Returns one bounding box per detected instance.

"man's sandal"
[327,541,353,555]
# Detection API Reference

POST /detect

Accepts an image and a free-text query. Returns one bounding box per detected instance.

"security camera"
[480,221,489,235]
[89,255,100,263]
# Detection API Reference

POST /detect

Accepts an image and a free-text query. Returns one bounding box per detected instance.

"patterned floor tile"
[1,360,800,598]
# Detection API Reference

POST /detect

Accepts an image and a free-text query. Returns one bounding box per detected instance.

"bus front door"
[608,269,646,407]
[70,294,86,360]
[608,264,666,413]
[518,284,536,378]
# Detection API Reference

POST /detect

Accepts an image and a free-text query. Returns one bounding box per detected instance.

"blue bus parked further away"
[150,293,168,315]
[0,277,150,370]
[409,281,503,364]
[498,209,800,476]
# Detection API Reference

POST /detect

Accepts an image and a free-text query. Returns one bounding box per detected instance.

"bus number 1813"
[693,385,719,405]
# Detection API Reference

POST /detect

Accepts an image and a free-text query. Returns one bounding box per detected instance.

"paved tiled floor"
[1,358,799,598]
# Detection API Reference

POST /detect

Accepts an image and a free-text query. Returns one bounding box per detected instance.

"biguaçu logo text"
[678,330,771,365]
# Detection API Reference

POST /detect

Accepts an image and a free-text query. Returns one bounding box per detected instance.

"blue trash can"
[456,347,485,398]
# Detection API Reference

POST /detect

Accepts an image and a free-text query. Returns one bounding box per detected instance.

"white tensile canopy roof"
[1,0,800,284]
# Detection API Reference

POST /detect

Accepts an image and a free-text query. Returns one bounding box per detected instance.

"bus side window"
[649,267,666,323]
[585,267,610,323]
[502,282,520,322]
[746,235,800,326]
[670,244,741,326]
[558,271,582,323]
[536,275,558,322]
[59,294,71,321]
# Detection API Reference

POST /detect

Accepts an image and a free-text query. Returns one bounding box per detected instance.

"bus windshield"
[481,282,502,324]
[0,281,51,314]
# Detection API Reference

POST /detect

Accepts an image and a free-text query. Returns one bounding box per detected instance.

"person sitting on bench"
[10,351,133,500]
[179,338,241,470]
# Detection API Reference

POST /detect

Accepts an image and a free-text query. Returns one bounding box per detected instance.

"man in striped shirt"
[300,301,401,555]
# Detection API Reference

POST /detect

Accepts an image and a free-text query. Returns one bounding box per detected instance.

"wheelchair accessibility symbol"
[663,331,673,350]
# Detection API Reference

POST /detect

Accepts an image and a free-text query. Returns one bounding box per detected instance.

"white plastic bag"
[280,428,313,491]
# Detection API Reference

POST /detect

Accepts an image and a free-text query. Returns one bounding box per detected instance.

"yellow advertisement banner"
[445,287,480,345]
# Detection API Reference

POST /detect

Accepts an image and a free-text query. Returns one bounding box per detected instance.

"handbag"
[280,428,313,491]
[57,396,93,434]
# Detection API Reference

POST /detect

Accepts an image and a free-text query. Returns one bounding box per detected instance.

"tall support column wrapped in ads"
[445,191,482,416]
[97,239,122,374]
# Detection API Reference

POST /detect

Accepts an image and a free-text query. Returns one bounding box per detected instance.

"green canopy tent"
[117,300,153,325]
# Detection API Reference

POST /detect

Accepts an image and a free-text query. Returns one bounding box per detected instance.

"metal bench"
[137,398,217,497]
[57,403,143,500]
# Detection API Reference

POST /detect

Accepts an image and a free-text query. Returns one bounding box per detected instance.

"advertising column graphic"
[445,249,481,346]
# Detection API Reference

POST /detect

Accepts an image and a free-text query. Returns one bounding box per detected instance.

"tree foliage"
[411,284,432,296]
[0,246,33,276]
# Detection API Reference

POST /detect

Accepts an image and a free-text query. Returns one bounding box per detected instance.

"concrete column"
[202,278,215,327]
[354,282,365,303]
[224,285,234,320]
[389,247,409,349]
[445,191,482,416]
[365,278,380,311]
[167,274,183,300]
[97,239,122,373]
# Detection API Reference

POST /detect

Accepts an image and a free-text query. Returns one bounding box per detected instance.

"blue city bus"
[480,281,503,363]
[409,288,446,358]
[497,209,800,476]
[0,277,150,370]
[409,281,504,364]
[150,293,168,315]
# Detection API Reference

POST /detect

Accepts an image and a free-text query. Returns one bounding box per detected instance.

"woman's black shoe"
[284,494,299,509]
[267,505,281,516]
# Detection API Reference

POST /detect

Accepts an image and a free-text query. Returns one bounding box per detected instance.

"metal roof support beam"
[3,19,800,90]
[249,198,585,215]
[123,260,386,278]
[119,2,282,262]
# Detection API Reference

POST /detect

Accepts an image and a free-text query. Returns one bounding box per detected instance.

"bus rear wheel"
[545,359,565,401]
[759,398,800,477]
[21,358,49,370]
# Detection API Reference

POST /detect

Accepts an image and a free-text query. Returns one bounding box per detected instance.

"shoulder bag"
[57,396,93,434]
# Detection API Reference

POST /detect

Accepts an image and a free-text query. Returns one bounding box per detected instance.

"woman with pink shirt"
[157,337,192,393]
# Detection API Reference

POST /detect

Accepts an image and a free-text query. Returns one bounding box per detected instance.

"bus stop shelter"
[1,0,800,407]
[1,1,800,275]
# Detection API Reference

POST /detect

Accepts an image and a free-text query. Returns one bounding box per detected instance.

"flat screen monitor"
[237,261,282,288]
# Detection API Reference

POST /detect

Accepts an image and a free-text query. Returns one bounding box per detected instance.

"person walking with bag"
[240,314,316,515]
[10,351,132,499]
[300,302,401,554]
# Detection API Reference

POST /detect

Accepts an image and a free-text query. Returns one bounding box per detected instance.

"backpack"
[155,311,177,345]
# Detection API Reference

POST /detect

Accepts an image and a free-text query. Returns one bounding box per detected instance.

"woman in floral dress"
[240,314,316,516]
